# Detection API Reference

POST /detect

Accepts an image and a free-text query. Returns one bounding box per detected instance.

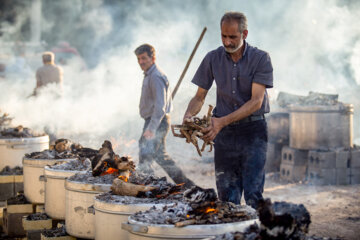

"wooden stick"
[172,27,207,99]
[175,219,196,227]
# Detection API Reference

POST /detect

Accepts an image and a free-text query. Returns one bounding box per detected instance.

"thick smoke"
[0,0,360,163]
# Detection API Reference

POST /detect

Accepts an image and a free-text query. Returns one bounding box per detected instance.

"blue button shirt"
[191,41,273,117]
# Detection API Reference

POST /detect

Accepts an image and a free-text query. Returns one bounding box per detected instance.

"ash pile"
[266,91,359,185]
[130,186,257,226]
[0,166,22,175]
[211,199,341,240]
[0,125,44,138]
[25,138,97,160]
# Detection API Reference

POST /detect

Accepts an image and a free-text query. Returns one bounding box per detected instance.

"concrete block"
[336,150,350,168]
[0,175,15,201]
[2,207,27,237]
[36,204,45,213]
[6,202,33,214]
[14,175,24,194]
[27,229,43,240]
[336,168,350,185]
[307,167,337,185]
[281,146,308,166]
[350,167,360,184]
[265,142,283,173]
[350,149,360,168]
[22,215,52,230]
[308,150,336,169]
[280,163,306,182]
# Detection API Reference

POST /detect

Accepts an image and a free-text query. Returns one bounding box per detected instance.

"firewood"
[111,178,157,196]
[174,219,196,227]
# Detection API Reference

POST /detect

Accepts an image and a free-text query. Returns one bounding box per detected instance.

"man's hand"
[202,117,225,141]
[143,130,155,139]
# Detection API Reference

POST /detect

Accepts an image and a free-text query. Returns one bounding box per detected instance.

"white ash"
[67,171,116,184]
[25,149,78,159]
[42,225,67,237]
[49,159,91,171]
[96,192,179,205]
[26,212,50,221]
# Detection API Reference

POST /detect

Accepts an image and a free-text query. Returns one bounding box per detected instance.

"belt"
[229,115,265,125]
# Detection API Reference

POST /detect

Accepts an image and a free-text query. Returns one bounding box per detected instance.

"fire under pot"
[65,175,112,239]
[44,165,88,220]
[0,135,49,170]
[23,156,71,204]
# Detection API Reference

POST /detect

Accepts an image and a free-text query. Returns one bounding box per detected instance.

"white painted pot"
[0,135,49,170]
[94,195,162,240]
[44,166,88,220]
[65,178,111,239]
[122,216,259,240]
[23,157,72,204]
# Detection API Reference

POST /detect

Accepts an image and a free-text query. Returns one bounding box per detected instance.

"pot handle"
[88,205,95,214]
[121,222,148,233]
[39,175,46,182]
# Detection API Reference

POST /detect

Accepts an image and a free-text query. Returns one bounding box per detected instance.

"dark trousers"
[214,119,267,209]
[138,115,194,187]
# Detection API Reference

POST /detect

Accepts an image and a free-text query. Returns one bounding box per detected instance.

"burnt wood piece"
[91,140,118,176]
[257,198,311,240]
[111,178,157,196]
[0,125,34,138]
[183,186,217,203]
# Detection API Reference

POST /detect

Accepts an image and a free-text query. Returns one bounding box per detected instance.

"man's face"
[221,21,247,53]
[137,52,154,71]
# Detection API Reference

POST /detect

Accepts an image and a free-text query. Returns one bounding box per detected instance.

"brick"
[308,150,336,169]
[307,168,337,185]
[22,216,52,230]
[336,168,350,185]
[280,163,306,182]
[265,142,283,173]
[281,146,308,166]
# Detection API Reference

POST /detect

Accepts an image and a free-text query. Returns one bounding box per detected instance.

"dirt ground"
[153,154,360,240]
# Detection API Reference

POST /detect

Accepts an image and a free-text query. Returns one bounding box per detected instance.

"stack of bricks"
[280,146,308,182]
[0,174,23,201]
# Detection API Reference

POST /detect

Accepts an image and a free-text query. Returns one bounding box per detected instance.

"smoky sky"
[0,0,360,155]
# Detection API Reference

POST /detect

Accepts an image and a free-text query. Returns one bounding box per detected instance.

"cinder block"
[280,163,306,182]
[2,208,27,237]
[336,168,350,185]
[307,168,336,185]
[22,215,52,230]
[350,149,360,168]
[265,142,283,173]
[281,146,308,166]
[308,150,336,169]
[35,204,45,213]
[27,229,43,240]
[14,175,24,194]
[336,150,350,168]
[350,167,360,184]
[0,175,15,201]
[6,202,33,214]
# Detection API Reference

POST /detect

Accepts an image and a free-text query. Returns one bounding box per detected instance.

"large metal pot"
[44,166,88,220]
[65,178,111,239]
[289,104,353,150]
[23,157,71,204]
[0,135,49,170]
[94,196,161,240]
[122,216,259,240]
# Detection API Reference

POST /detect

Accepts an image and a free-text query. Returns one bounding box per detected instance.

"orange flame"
[100,167,119,176]
[205,208,217,214]
[118,175,128,182]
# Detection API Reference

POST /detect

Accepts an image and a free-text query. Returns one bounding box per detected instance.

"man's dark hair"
[220,12,248,33]
[134,44,155,58]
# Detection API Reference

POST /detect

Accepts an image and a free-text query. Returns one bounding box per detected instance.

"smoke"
[0,0,360,171]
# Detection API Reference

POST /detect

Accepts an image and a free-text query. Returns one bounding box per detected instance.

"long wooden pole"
[171,27,207,99]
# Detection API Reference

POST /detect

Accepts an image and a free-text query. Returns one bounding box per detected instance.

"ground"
[152,154,360,240]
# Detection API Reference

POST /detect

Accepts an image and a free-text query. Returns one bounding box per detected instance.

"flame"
[118,175,128,182]
[100,167,119,176]
[205,207,217,214]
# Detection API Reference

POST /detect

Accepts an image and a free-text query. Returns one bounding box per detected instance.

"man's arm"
[203,82,266,141]
[183,87,208,122]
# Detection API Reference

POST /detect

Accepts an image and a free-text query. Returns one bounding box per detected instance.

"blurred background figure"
[32,51,63,96]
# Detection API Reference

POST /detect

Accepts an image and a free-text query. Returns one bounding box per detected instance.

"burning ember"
[130,186,257,226]
[171,104,214,156]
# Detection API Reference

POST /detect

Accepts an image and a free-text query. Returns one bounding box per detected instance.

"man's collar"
[144,64,156,76]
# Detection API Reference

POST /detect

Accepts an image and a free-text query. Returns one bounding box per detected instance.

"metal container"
[122,216,259,240]
[0,135,49,170]
[23,157,71,204]
[65,179,111,239]
[94,196,160,240]
[289,104,353,150]
[44,166,88,220]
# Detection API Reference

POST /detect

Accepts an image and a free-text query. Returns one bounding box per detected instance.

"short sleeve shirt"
[191,41,273,117]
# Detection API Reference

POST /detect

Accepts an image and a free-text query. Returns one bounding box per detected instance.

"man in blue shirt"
[183,12,273,208]
[135,44,195,188]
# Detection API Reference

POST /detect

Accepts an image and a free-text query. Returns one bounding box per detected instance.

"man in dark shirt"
[183,12,273,208]
[135,44,195,188]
